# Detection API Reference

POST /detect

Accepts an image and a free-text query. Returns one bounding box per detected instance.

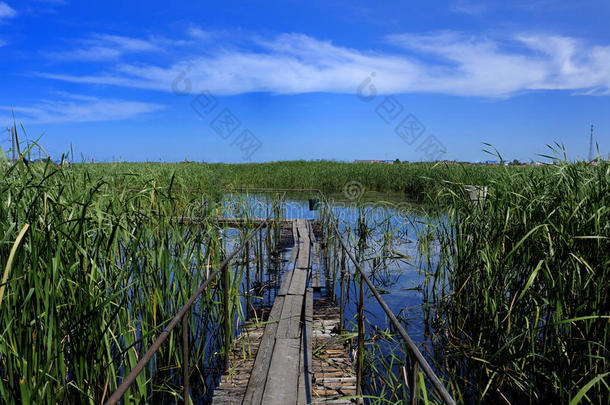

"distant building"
[588,154,609,166]
[353,159,394,164]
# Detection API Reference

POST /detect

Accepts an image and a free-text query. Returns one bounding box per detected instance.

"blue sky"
[0,0,609,162]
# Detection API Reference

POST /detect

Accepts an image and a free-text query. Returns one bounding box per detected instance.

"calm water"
[207,191,448,402]
[223,191,444,357]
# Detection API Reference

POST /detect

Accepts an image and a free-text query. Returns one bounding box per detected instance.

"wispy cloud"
[2,93,165,124]
[43,33,176,61]
[388,32,610,96]
[0,2,17,19]
[37,31,610,98]
[187,26,213,40]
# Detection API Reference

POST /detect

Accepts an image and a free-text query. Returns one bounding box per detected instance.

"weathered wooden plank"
[298,247,310,268]
[287,239,298,264]
[261,338,302,404]
[296,242,310,270]
[307,220,317,244]
[288,269,308,296]
[297,288,314,404]
[279,220,299,296]
[311,246,321,290]
[310,232,322,289]
[295,218,306,234]
[277,270,294,296]
[305,288,313,357]
[292,219,298,243]
[296,219,310,242]
[312,241,320,265]
[241,296,284,404]
[277,294,303,339]
[294,219,311,272]
[267,296,285,324]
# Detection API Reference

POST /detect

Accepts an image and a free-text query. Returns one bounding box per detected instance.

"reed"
[427,151,609,403]
[68,159,522,202]
[0,129,281,403]
[321,155,609,404]
[2,126,607,404]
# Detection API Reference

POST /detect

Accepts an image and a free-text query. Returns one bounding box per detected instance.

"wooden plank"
[287,239,298,264]
[241,296,284,404]
[295,219,310,270]
[261,338,302,404]
[288,269,308,296]
[312,241,320,265]
[276,294,303,339]
[305,288,313,372]
[307,220,317,244]
[292,220,298,244]
[242,218,318,404]
[279,220,299,296]
[297,288,314,404]
[311,237,321,289]
[296,219,310,242]
[296,242,310,270]
[277,270,294,296]
[311,244,321,290]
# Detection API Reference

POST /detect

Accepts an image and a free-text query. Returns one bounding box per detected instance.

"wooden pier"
[105,194,455,405]
[211,219,355,404]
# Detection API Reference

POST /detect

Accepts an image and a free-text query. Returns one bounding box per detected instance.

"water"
[205,191,448,402]
[224,192,447,398]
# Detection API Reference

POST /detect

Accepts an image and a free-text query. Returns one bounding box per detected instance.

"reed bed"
[320,156,609,404]
[0,133,283,403]
[426,156,609,403]
[70,160,519,202]
[2,128,607,404]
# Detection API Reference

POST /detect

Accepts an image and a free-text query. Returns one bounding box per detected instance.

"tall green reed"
[427,154,609,403]
[0,130,282,403]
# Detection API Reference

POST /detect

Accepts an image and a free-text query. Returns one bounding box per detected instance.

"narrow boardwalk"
[212,219,355,404]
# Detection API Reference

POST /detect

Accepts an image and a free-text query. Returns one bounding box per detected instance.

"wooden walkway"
[211,219,355,404]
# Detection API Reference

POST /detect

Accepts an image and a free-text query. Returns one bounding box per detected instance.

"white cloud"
[0,2,16,19]
[187,26,212,40]
[37,31,610,98]
[97,34,161,52]
[43,33,169,61]
[3,93,165,124]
